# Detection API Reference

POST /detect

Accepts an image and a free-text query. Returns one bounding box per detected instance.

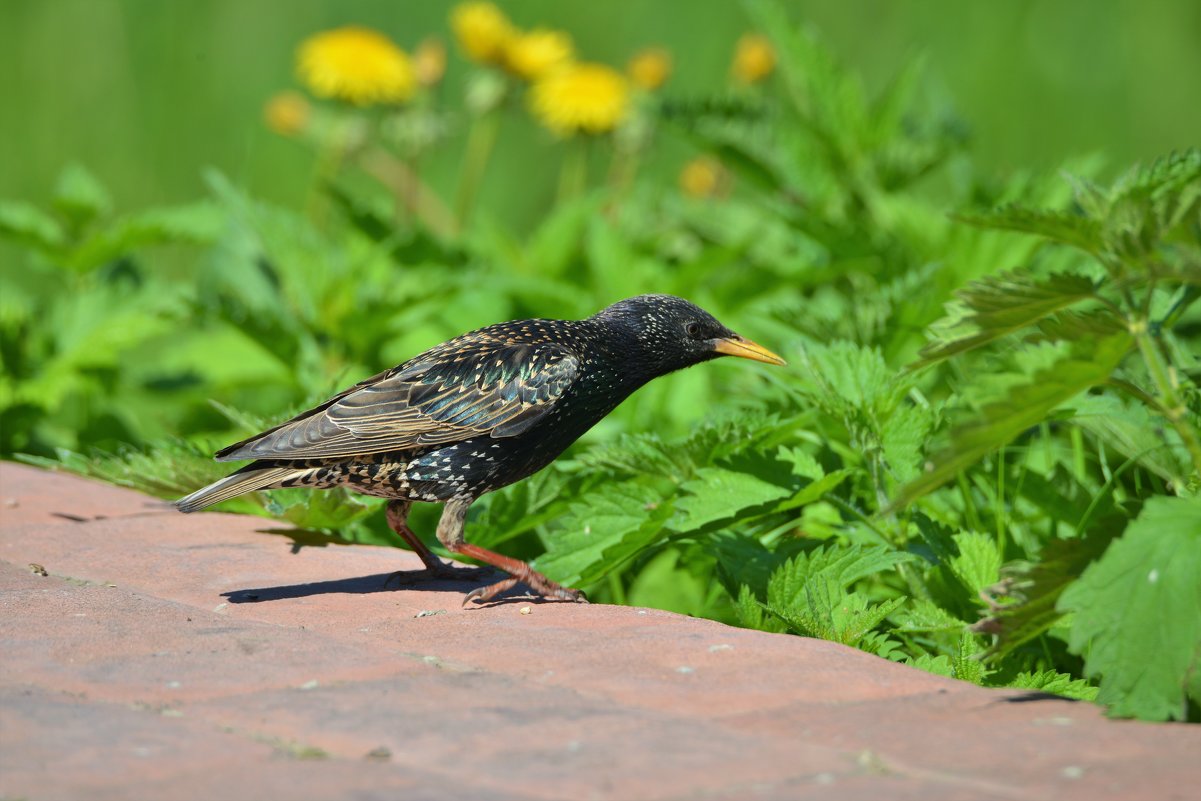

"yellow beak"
[712,335,787,366]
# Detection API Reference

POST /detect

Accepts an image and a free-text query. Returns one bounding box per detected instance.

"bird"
[175,294,785,604]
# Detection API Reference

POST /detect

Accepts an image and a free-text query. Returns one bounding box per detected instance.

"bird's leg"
[436,499,588,605]
[384,499,489,585]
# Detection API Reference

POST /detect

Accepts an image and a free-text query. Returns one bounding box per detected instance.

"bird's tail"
[174,466,310,513]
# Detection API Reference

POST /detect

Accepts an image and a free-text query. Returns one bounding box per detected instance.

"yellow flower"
[679,156,727,198]
[627,47,672,91]
[451,2,515,66]
[530,62,630,136]
[732,33,776,84]
[414,37,447,87]
[505,28,574,80]
[263,91,310,136]
[297,26,415,105]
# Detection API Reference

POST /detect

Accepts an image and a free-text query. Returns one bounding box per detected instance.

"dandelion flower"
[414,37,447,87]
[297,26,415,105]
[530,62,630,136]
[627,47,672,91]
[505,28,574,81]
[264,91,310,136]
[732,33,775,84]
[679,156,727,198]
[451,2,515,66]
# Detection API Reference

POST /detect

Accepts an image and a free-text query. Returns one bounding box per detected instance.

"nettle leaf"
[1067,394,1189,485]
[733,583,788,634]
[0,200,66,254]
[278,488,379,531]
[762,544,913,646]
[536,482,673,588]
[910,271,1098,370]
[1106,149,1201,244]
[1023,307,1126,345]
[880,403,935,483]
[895,332,1133,506]
[974,527,1116,662]
[52,163,113,228]
[946,532,1001,599]
[907,653,955,678]
[674,466,792,530]
[1003,670,1098,702]
[952,631,989,685]
[66,202,226,273]
[952,206,1103,253]
[794,341,903,416]
[1058,496,1201,720]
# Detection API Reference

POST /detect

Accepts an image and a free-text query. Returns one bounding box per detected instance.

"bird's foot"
[462,571,588,606]
[384,561,492,588]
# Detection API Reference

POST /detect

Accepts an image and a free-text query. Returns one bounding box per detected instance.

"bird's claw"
[462,575,588,606]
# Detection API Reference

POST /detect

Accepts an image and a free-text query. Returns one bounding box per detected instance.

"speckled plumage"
[177,294,785,603]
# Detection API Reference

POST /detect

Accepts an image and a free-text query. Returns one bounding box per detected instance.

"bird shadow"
[223,527,571,607]
[220,569,569,608]
[221,572,482,604]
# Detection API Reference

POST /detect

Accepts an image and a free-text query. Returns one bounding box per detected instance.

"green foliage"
[1058,497,1201,721]
[4,2,1199,723]
[759,545,912,649]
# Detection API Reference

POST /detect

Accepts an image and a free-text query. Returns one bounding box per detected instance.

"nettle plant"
[906,151,1201,721]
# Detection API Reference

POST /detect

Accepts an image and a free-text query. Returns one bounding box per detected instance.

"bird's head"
[591,294,786,378]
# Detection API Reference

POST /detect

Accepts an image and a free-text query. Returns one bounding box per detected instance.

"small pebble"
[365,746,392,762]
[1062,766,1084,780]
[676,666,694,674]
[709,643,733,652]
[520,606,532,615]
[414,609,445,618]
[28,563,48,577]
[299,680,320,690]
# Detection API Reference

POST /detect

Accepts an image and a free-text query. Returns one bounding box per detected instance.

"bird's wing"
[215,339,579,461]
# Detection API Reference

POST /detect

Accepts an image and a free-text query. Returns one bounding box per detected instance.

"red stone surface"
[1,461,1198,801]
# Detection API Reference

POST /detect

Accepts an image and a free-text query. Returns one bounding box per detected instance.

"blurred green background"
[4,0,1199,230]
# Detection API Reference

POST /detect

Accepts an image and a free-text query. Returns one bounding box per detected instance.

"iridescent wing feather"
[214,336,579,462]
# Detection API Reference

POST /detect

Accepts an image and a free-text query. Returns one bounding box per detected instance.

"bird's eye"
[685,321,701,337]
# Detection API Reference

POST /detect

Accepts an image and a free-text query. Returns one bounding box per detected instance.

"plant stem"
[455,111,501,233]
[557,137,590,205]
[1131,316,1201,476]
[360,148,456,239]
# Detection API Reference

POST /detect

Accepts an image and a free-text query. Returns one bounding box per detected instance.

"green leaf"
[880,403,935,483]
[952,206,1103,253]
[1024,307,1126,344]
[536,482,673,588]
[762,544,913,647]
[895,332,1133,506]
[732,583,788,634]
[523,196,594,278]
[674,466,792,530]
[53,163,112,227]
[952,631,988,685]
[1058,496,1201,720]
[910,271,1098,370]
[1067,394,1189,485]
[947,532,1001,598]
[66,202,224,272]
[0,200,65,253]
[1003,670,1098,702]
[974,525,1115,662]
[907,653,955,678]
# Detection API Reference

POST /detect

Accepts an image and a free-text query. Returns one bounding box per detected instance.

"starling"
[176,294,785,604]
